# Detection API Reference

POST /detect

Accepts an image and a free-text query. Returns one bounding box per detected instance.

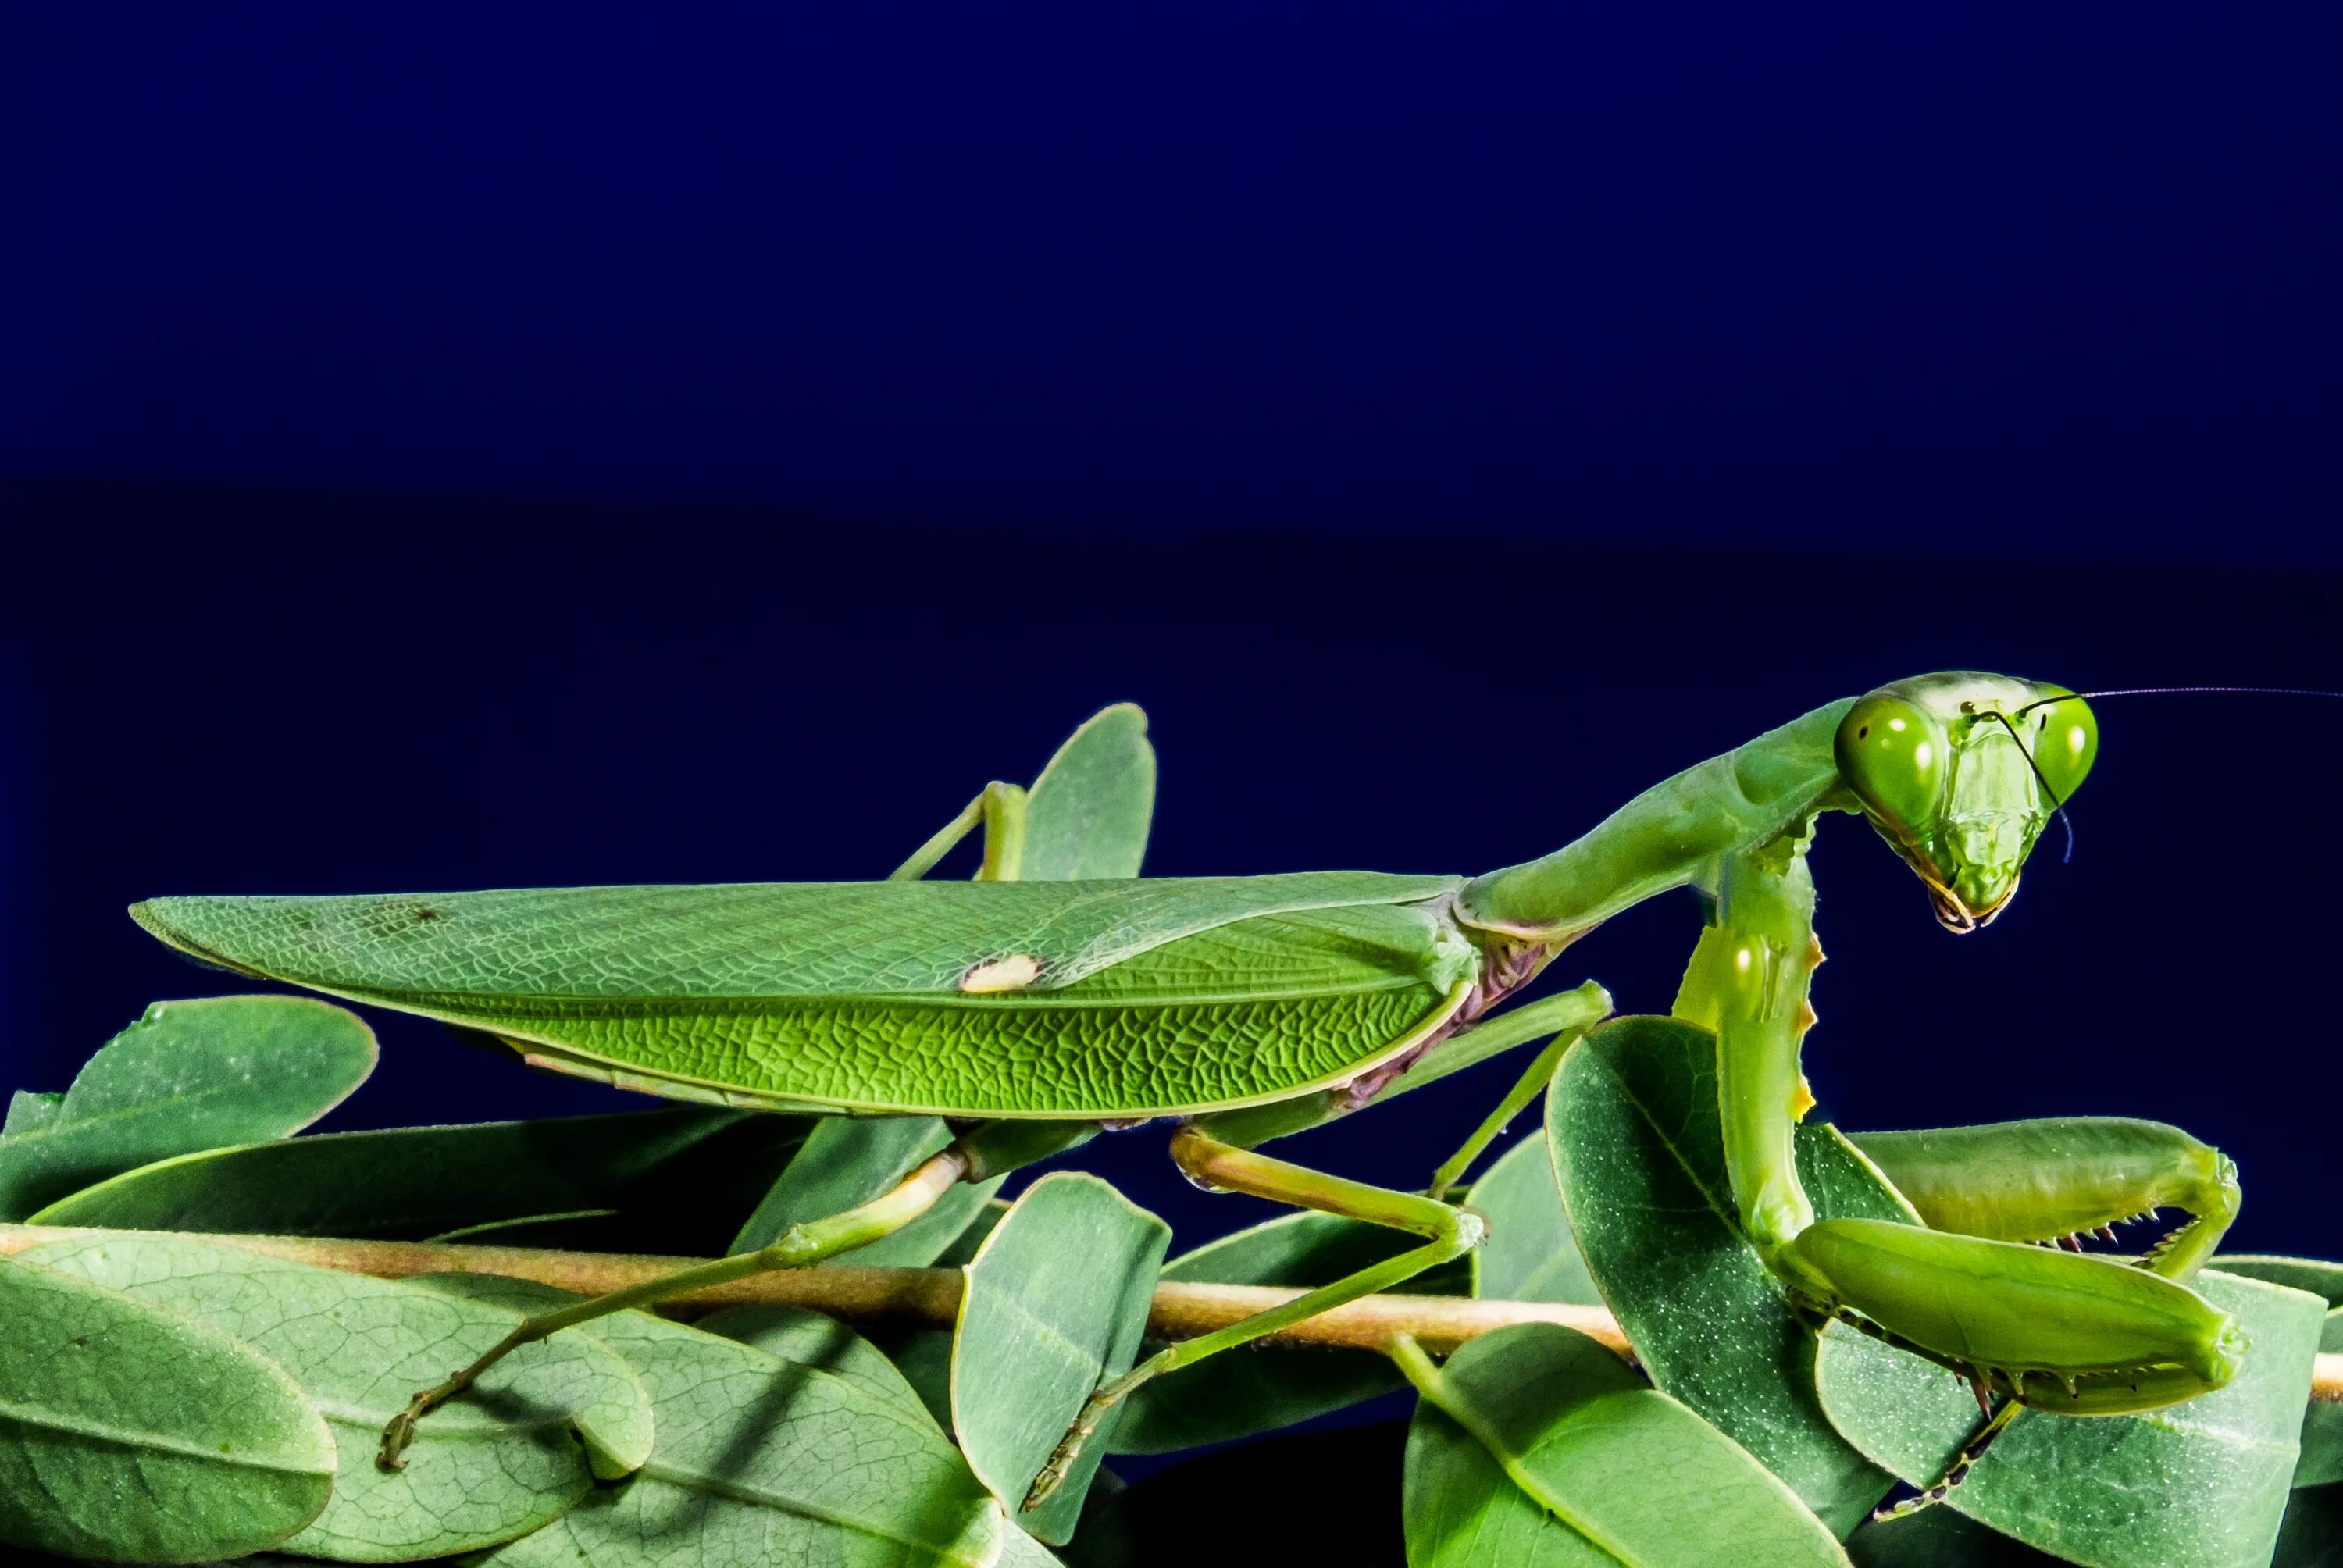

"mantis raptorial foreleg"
[1839,1117,2240,1517]
[1022,1123,1483,1510]
[1657,836,2241,1509]
[1850,1117,2241,1281]
[1663,839,2241,1401]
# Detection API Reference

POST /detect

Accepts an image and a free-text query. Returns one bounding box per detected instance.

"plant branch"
[7,1222,2335,1402]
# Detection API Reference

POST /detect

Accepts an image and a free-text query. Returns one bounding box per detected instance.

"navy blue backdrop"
[2,5,2339,1277]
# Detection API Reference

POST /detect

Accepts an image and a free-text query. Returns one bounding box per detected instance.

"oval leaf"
[1817,1269,2323,1568]
[954,1171,1171,1545]
[2216,1256,2343,1487]
[20,1233,653,1562]
[1111,1209,1465,1455]
[0,996,376,1219]
[1023,703,1155,880]
[1470,1128,1602,1307]
[1549,1015,1905,1533]
[31,1107,810,1253]
[0,1251,333,1562]
[1403,1322,1849,1567]
[458,1281,1006,1568]
[697,1301,939,1421]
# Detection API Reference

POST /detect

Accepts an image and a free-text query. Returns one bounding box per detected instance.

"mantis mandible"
[128,672,2245,1514]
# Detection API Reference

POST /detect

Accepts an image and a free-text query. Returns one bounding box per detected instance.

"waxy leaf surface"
[1022,702,1154,881]
[1110,1208,1466,1455]
[19,1233,653,1562]
[458,1281,1007,1568]
[954,1172,1171,1544]
[32,1107,808,1255]
[0,996,375,1220]
[2216,1255,2343,1488]
[1403,1322,1849,1567]
[1817,1270,2321,1568]
[0,1251,333,1562]
[1548,1015,1904,1534]
[697,1301,938,1421]
[1470,1128,1602,1307]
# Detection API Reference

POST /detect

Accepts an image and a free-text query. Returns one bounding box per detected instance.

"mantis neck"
[1453,697,1856,941]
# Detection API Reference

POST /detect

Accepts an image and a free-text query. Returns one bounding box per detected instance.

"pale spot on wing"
[959,954,1043,994]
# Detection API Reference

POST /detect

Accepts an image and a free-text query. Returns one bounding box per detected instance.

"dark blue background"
[3,4,2339,1267]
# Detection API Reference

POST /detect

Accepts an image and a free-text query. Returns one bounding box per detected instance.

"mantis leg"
[1022,1124,1483,1511]
[1191,982,1614,1154]
[888,779,1029,881]
[1426,1027,1574,1200]
[1850,1117,2241,1281]
[1681,842,2245,1424]
[375,1115,1093,1470]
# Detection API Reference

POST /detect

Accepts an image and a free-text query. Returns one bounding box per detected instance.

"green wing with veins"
[132,874,1476,1117]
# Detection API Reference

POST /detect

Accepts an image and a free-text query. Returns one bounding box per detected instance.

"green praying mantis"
[127,671,2247,1517]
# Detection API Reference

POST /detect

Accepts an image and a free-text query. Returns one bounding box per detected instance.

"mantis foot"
[377,1375,469,1472]
[1024,1385,1118,1512]
[1869,1399,2023,1523]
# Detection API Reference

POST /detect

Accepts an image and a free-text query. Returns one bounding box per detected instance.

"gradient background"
[4,5,2338,1281]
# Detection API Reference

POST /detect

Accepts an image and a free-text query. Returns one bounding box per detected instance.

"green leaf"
[0,1250,334,1562]
[1548,1015,1903,1534]
[731,1113,952,1254]
[697,1301,938,1421]
[460,1283,1007,1568]
[0,996,376,1220]
[1022,703,1155,879]
[1403,1322,1850,1567]
[851,1200,1022,1438]
[3,1090,62,1135]
[1817,1270,2323,1568]
[19,1233,654,1563]
[953,1171,1171,1545]
[1065,1424,1409,1568]
[1471,1129,1602,1306]
[938,1196,1015,1267]
[2216,1256,2343,1486]
[1000,1524,1070,1567]
[874,1327,961,1433]
[30,1106,808,1256]
[1110,1209,1466,1455]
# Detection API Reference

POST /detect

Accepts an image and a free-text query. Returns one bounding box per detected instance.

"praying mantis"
[127,672,2245,1517]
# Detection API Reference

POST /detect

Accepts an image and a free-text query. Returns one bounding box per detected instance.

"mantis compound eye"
[1834,695,1949,837]
[2017,689,2099,804]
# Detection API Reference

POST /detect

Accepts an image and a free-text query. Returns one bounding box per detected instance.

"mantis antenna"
[2011,683,2343,714]
[1996,684,2343,863]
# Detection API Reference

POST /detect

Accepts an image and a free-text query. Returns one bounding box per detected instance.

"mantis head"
[1834,672,2099,932]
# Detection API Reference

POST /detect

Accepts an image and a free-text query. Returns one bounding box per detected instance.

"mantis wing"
[132,873,1475,1119]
